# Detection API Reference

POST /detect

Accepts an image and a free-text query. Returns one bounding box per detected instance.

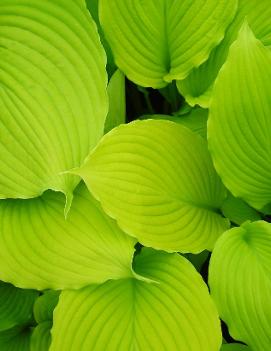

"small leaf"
[0,282,38,331]
[104,69,126,133]
[50,249,222,351]
[75,120,229,253]
[208,23,271,211]
[0,0,107,202]
[178,0,271,107]
[99,0,237,88]
[33,291,60,324]
[209,221,271,350]
[221,194,261,226]
[0,183,136,290]
[221,344,250,351]
[30,322,52,351]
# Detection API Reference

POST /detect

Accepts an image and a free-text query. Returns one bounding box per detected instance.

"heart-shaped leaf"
[178,0,271,107]
[50,249,222,351]
[208,23,271,211]
[0,183,136,290]
[75,120,229,253]
[209,221,271,350]
[99,0,237,88]
[0,0,107,206]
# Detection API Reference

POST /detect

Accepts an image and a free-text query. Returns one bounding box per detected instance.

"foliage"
[0,0,270,350]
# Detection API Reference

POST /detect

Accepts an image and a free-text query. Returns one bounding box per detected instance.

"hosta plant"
[0,0,270,350]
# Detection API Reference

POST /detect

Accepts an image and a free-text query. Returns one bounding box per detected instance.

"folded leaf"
[0,183,136,290]
[75,120,229,253]
[0,282,38,331]
[178,0,271,107]
[99,0,237,88]
[30,322,51,351]
[0,0,107,204]
[208,23,271,211]
[51,249,222,351]
[209,221,271,350]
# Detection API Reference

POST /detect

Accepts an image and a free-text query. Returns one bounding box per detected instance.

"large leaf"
[0,282,38,331]
[99,0,237,88]
[30,322,51,351]
[75,120,229,253]
[208,23,271,211]
[178,0,271,107]
[0,183,136,290]
[209,221,271,350]
[50,249,222,351]
[0,325,31,351]
[0,0,107,206]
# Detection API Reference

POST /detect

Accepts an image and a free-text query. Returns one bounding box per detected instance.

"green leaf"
[50,249,222,351]
[208,23,271,211]
[0,0,107,204]
[221,344,250,351]
[0,282,38,331]
[99,0,237,88]
[0,183,136,290]
[0,325,31,351]
[178,0,271,107]
[104,69,126,133]
[33,291,60,324]
[74,120,229,253]
[221,194,261,226]
[141,107,208,139]
[209,221,271,350]
[30,322,51,351]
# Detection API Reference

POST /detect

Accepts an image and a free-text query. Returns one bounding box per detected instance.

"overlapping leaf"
[209,221,271,350]
[50,249,222,351]
[0,325,31,351]
[208,23,271,211]
[104,69,126,133]
[75,120,229,253]
[0,0,107,206]
[0,282,38,331]
[99,0,237,88]
[30,322,51,351]
[178,0,271,107]
[33,291,60,324]
[221,344,250,351]
[0,183,136,290]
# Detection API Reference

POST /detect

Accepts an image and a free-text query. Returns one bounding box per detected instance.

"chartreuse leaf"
[209,221,271,350]
[75,120,229,253]
[0,0,107,205]
[50,249,222,351]
[0,183,136,290]
[208,23,271,211]
[221,194,261,226]
[99,0,237,88]
[33,291,60,324]
[104,69,126,133]
[141,107,208,139]
[0,325,31,351]
[30,322,51,351]
[178,0,271,107]
[0,282,38,331]
[221,345,250,351]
